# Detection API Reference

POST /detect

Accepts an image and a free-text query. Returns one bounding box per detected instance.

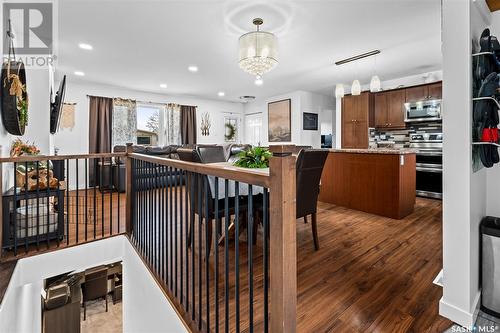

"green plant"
[233,147,272,169]
[17,98,28,126]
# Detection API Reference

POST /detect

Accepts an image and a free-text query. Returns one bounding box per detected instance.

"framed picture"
[268,99,291,142]
[303,112,318,130]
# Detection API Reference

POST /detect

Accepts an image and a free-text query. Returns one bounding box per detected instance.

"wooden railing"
[0,144,297,332]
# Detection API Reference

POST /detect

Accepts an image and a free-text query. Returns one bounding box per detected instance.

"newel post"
[125,143,133,235]
[268,144,297,333]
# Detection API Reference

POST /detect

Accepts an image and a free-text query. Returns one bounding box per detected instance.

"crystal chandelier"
[238,18,278,84]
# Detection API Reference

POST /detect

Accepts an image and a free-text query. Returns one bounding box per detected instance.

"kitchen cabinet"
[374,89,405,129]
[405,82,442,102]
[341,92,371,149]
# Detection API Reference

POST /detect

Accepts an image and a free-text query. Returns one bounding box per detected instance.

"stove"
[409,133,443,199]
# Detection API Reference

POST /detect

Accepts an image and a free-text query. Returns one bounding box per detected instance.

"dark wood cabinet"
[427,82,442,100]
[341,93,370,149]
[374,90,405,129]
[405,82,442,102]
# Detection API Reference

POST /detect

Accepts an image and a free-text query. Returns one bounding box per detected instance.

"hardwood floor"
[0,191,451,332]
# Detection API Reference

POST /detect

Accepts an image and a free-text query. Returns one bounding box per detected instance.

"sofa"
[111,144,251,192]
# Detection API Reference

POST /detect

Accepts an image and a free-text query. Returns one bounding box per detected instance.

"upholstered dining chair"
[82,266,108,320]
[295,149,329,250]
[177,148,246,254]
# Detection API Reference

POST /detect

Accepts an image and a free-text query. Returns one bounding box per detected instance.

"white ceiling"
[56,0,442,102]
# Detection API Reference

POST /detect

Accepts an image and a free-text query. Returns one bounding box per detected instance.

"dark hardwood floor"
[0,193,451,332]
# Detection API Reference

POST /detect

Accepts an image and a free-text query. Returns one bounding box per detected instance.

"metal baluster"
[204,177,210,332]
[56,162,61,248]
[24,162,28,253]
[179,169,184,306]
[75,159,79,244]
[117,158,121,234]
[191,171,196,321]
[186,171,191,312]
[93,158,97,240]
[174,168,178,298]
[198,173,202,328]
[235,181,240,333]
[109,157,113,236]
[66,160,70,245]
[224,179,229,333]
[214,177,219,333]
[160,164,165,282]
[101,158,104,238]
[13,162,18,256]
[149,162,153,262]
[85,159,88,241]
[36,162,40,250]
[169,166,173,289]
[247,185,254,333]
[263,188,269,333]
[46,160,51,248]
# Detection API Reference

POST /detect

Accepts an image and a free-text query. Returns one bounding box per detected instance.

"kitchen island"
[318,148,416,219]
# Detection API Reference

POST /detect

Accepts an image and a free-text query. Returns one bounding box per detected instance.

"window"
[136,104,161,146]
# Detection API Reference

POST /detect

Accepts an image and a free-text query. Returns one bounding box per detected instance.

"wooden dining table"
[206,162,268,198]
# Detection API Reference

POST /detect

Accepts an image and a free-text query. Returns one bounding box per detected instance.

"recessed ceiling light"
[218,91,225,97]
[74,71,85,76]
[188,65,198,72]
[78,43,93,50]
[160,83,168,88]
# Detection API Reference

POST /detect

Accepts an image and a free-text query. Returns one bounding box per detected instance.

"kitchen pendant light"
[335,84,345,98]
[238,18,278,82]
[370,75,381,92]
[351,80,361,96]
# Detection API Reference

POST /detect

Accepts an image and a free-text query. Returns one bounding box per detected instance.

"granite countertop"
[329,148,418,155]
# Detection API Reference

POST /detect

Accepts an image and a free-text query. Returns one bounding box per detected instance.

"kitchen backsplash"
[369,121,442,148]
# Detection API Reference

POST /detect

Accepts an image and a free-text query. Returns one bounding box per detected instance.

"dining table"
[206,162,268,199]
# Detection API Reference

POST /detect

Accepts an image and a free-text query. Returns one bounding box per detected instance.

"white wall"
[439,0,488,327]
[0,236,187,333]
[243,90,335,148]
[53,80,245,155]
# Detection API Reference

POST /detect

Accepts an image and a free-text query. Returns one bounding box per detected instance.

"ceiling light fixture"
[351,80,361,96]
[370,75,381,92]
[335,84,345,98]
[78,43,93,50]
[74,71,85,76]
[254,75,264,86]
[239,18,278,84]
[188,65,198,72]
[218,91,225,97]
[160,83,167,88]
[335,50,381,66]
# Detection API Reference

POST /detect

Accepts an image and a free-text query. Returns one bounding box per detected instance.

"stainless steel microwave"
[404,99,442,123]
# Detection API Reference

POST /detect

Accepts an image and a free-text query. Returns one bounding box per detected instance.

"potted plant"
[233,147,272,169]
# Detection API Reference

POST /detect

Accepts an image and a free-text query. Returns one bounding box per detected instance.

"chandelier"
[238,18,278,85]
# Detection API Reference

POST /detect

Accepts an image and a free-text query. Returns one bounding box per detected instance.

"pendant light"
[351,80,361,96]
[369,54,381,92]
[370,75,381,92]
[335,83,345,98]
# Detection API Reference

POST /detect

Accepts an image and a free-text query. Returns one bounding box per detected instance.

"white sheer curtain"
[112,98,137,147]
[159,103,181,146]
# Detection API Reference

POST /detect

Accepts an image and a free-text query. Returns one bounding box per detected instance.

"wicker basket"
[0,61,27,136]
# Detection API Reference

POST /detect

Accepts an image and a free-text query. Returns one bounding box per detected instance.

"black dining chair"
[178,148,246,254]
[296,149,329,250]
[82,266,108,320]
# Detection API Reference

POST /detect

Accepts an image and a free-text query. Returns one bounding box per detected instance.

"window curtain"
[112,98,137,147]
[88,96,113,185]
[180,105,197,144]
[159,103,181,146]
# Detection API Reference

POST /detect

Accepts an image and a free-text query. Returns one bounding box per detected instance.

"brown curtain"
[180,105,197,145]
[88,96,113,185]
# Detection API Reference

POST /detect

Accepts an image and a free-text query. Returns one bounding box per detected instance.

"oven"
[410,133,443,199]
[405,100,442,123]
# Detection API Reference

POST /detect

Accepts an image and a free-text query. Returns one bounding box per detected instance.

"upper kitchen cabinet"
[374,89,405,129]
[341,92,371,149]
[405,82,442,102]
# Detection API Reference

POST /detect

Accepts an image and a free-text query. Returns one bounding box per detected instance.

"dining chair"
[81,266,108,320]
[178,148,247,254]
[296,149,329,250]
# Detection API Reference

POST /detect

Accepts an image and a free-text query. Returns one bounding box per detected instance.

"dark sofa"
[112,144,251,192]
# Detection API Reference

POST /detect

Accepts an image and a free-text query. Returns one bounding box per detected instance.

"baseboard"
[439,291,481,327]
